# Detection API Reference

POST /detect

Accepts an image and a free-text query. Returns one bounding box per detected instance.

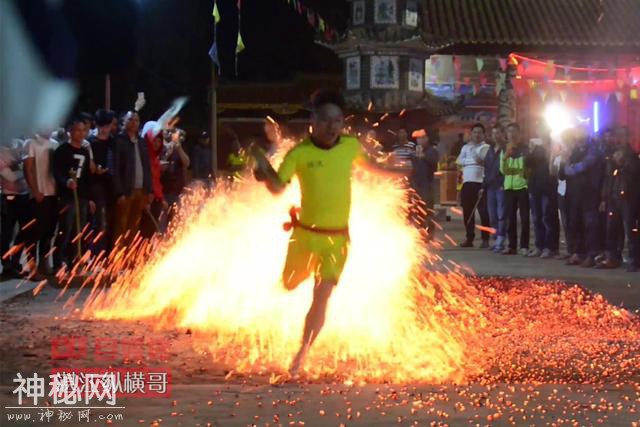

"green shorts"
[282,227,349,290]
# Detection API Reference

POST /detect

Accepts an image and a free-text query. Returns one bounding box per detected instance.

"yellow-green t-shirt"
[277,135,365,229]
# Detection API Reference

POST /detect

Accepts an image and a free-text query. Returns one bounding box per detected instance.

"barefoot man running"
[252,89,407,375]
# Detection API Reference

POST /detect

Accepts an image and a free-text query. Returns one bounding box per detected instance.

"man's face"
[124,112,140,134]
[506,126,520,144]
[264,123,279,143]
[311,103,344,146]
[83,120,91,139]
[603,131,615,146]
[397,129,408,143]
[69,123,86,144]
[492,128,503,144]
[470,127,484,144]
[110,118,119,135]
[615,128,629,146]
[98,124,111,136]
[418,136,429,148]
[152,135,163,151]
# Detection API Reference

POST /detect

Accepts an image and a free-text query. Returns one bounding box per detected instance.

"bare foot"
[288,347,307,377]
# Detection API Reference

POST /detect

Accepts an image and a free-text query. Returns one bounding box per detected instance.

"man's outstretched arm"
[251,145,287,194]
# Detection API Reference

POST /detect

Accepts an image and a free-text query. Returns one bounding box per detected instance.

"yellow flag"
[212,1,221,24]
[236,32,245,53]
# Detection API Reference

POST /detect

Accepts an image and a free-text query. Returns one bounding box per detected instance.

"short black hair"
[309,89,345,111]
[471,123,485,133]
[95,109,115,127]
[507,122,520,131]
[67,116,85,130]
[79,112,93,124]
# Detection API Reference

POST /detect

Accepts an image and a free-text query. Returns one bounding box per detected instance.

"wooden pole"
[210,65,218,179]
[105,74,111,110]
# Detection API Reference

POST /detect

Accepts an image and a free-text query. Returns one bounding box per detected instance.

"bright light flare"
[544,103,573,136]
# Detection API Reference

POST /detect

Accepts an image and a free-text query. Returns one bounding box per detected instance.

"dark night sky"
[17,0,349,119]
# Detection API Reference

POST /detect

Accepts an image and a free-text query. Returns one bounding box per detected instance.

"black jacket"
[527,144,556,194]
[602,145,640,203]
[112,133,152,198]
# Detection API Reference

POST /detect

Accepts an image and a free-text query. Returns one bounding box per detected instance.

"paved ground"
[1,215,639,426]
[436,214,640,312]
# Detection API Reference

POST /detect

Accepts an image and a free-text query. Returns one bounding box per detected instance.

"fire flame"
[75,137,640,385]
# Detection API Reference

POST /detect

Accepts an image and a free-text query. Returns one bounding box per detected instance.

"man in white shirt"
[1,141,32,278]
[24,132,59,275]
[456,123,491,248]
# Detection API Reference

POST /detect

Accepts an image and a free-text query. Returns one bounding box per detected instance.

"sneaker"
[595,259,620,269]
[566,254,583,266]
[581,257,596,268]
[540,249,553,259]
[25,271,47,282]
[501,248,517,255]
[459,240,474,248]
[519,248,529,256]
[493,246,505,254]
[527,248,542,257]
[480,240,490,249]
[594,253,606,263]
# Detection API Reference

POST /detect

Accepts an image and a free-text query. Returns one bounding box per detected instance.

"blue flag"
[208,41,221,73]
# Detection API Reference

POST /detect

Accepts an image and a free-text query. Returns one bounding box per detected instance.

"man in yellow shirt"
[253,89,406,375]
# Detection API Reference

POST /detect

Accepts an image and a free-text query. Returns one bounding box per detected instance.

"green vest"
[500,151,528,190]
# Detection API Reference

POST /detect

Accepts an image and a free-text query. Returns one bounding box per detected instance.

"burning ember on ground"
[54,137,640,386]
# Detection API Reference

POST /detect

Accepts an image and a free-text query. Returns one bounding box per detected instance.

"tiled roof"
[421,0,640,50]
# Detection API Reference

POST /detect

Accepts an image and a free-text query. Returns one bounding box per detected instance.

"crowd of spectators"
[0,109,214,280]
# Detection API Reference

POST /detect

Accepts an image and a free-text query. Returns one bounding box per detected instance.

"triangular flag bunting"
[208,42,220,69]
[538,88,547,101]
[236,32,245,53]
[476,58,484,71]
[212,1,221,24]
[560,90,568,102]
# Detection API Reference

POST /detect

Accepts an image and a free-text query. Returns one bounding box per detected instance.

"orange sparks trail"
[73,138,640,385]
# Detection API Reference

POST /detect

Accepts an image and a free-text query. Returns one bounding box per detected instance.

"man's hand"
[89,201,96,214]
[254,168,267,182]
[146,193,154,207]
[613,150,625,166]
[33,191,45,203]
[161,199,169,211]
[505,143,514,158]
[96,165,109,175]
[66,179,77,191]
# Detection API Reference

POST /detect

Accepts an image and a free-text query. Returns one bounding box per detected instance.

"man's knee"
[282,269,308,291]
